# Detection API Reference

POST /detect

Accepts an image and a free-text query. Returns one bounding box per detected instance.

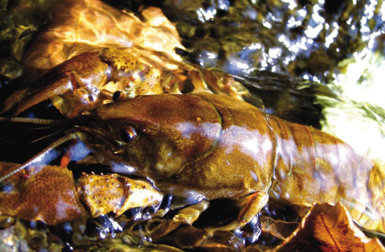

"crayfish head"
[81,94,222,180]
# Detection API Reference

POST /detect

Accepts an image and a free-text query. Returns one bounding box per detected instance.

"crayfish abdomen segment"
[268,115,385,232]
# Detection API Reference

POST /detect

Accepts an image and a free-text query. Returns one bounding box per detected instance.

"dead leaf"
[260,216,298,241]
[22,0,184,80]
[274,202,385,252]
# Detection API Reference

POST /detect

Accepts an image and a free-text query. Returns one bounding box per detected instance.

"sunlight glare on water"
[321,32,385,164]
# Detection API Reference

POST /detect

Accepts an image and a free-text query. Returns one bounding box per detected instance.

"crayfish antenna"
[0,116,60,125]
[0,133,79,183]
[30,130,65,144]
[0,116,74,142]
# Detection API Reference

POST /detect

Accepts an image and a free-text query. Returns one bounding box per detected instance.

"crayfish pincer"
[1,93,384,233]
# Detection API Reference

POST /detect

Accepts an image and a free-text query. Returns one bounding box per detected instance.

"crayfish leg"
[206,191,269,234]
[138,200,210,241]
[172,200,210,225]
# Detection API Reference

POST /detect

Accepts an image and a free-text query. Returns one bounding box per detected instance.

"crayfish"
[1,92,384,236]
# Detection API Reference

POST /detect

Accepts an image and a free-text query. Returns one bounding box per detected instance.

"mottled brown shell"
[78,173,162,217]
[0,163,85,225]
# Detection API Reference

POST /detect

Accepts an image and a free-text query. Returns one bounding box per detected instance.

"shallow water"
[0,0,385,250]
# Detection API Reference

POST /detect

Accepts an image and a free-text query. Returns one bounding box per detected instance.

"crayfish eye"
[120,126,137,143]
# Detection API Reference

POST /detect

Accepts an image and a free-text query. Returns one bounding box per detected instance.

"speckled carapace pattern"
[78,173,162,217]
[0,163,85,225]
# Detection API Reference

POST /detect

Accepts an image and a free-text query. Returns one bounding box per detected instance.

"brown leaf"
[274,202,385,252]
[23,0,184,80]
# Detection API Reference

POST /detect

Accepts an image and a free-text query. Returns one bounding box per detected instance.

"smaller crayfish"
[1,48,179,117]
[1,47,247,118]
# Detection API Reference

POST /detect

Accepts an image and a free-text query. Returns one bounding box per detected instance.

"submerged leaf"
[275,203,385,252]
[22,0,185,80]
[0,219,64,251]
[260,216,298,241]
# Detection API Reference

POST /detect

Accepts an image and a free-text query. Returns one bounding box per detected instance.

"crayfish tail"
[367,163,385,233]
